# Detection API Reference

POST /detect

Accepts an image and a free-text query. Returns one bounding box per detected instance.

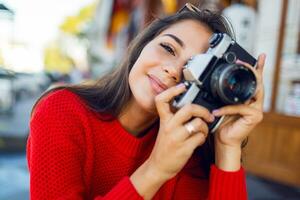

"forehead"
[158,20,212,55]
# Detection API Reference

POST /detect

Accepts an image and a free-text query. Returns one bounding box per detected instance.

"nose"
[162,64,182,82]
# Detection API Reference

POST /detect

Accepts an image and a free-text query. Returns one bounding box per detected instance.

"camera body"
[173,33,257,132]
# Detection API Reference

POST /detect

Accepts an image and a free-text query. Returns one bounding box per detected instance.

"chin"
[136,96,157,115]
[129,89,153,114]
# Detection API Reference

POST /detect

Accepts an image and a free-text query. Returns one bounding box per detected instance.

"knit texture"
[27,89,247,200]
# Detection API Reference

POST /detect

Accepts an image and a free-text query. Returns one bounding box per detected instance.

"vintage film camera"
[173,33,257,132]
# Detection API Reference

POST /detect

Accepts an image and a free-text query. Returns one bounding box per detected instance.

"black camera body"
[173,33,257,132]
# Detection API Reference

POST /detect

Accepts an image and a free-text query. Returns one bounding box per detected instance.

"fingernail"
[176,83,186,89]
[212,109,220,116]
[210,114,215,121]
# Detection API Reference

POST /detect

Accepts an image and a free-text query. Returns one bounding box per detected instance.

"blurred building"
[0,3,14,67]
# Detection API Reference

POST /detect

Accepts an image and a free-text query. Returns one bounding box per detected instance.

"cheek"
[127,43,166,113]
[129,63,157,113]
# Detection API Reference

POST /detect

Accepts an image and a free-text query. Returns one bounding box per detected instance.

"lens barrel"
[211,63,257,104]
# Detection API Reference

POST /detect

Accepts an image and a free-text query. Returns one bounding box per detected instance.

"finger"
[171,104,214,126]
[253,54,266,88]
[256,53,266,76]
[213,105,263,126]
[155,83,186,121]
[236,59,259,82]
[212,104,261,118]
[177,118,209,140]
[235,59,260,95]
[252,54,266,100]
[188,118,209,137]
[185,132,207,151]
[250,54,266,110]
[250,83,264,110]
[236,54,266,110]
[236,53,266,84]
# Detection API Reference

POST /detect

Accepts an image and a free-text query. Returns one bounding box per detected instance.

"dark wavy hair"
[32,9,235,177]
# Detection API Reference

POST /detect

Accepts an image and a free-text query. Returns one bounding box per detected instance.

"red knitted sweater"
[27,89,247,200]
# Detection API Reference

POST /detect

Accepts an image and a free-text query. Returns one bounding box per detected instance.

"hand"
[213,54,266,148]
[147,83,215,180]
[130,84,215,199]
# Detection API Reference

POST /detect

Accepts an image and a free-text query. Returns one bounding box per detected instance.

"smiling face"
[128,19,212,115]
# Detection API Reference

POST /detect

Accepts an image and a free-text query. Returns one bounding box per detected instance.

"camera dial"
[223,52,237,63]
[209,33,223,48]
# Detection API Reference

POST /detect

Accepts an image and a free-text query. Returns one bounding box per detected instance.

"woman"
[27,3,266,200]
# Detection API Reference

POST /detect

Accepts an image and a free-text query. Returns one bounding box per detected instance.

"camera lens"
[211,63,257,104]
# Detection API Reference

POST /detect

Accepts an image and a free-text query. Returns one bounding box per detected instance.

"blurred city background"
[0,0,299,199]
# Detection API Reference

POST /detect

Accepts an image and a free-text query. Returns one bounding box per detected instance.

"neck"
[118,99,158,137]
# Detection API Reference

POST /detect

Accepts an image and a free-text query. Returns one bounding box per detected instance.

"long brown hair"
[32,10,235,177]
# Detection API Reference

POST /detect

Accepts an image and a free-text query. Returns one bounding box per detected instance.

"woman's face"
[129,19,212,115]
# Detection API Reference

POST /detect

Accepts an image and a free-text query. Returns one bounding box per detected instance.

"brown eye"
[160,43,175,56]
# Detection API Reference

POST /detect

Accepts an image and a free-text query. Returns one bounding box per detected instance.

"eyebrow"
[162,34,185,48]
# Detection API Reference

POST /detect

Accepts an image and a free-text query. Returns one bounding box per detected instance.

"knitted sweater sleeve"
[174,162,247,199]
[208,164,247,200]
[26,90,143,200]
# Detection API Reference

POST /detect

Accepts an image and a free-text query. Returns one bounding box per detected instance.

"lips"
[148,75,168,94]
